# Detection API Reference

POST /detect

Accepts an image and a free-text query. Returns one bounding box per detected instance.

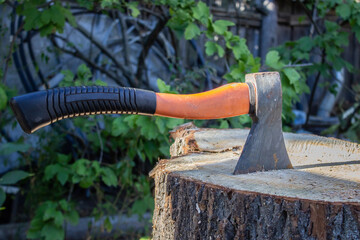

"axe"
[10,72,292,174]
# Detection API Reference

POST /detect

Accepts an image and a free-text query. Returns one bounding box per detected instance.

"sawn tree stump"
[150,123,360,240]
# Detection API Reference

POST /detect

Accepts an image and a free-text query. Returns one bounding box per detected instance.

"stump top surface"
[152,124,360,204]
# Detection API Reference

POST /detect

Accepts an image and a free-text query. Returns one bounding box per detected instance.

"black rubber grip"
[10,86,156,134]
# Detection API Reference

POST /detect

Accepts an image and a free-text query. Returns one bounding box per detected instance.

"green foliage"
[212,20,234,35]
[17,1,76,36]
[184,23,201,40]
[0,142,31,155]
[27,200,79,240]
[0,85,7,111]
[0,170,31,185]
[275,0,360,134]
[0,170,31,206]
[1,64,181,239]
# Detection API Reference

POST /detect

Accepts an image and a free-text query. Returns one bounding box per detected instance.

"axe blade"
[233,72,293,175]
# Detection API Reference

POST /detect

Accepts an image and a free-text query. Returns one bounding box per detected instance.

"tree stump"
[150,123,360,240]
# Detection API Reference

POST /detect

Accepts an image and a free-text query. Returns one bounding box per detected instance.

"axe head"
[233,72,293,175]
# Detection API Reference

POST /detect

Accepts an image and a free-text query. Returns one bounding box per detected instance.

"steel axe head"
[233,72,293,174]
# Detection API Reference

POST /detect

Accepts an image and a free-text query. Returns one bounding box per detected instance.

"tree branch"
[305,50,325,127]
[135,12,170,87]
[116,11,135,82]
[51,35,129,86]
[75,24,133,86]
[2,22,24,83]
[296,0,322,35]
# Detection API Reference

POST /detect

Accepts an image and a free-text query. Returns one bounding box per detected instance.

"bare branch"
[284,63,314,68]
[296,0,322,35]
[135,12,170,87]
[51,35,129,86]
[75,24,133,86]
[2,22,24,83]
[116,11,135,82]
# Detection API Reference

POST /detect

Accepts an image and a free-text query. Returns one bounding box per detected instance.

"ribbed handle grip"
[10,86,156,134]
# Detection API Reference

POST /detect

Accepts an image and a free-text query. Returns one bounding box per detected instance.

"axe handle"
[10,83,250,134]
[155,83,250,119]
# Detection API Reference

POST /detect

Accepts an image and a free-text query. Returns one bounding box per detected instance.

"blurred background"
[0,0,359,239]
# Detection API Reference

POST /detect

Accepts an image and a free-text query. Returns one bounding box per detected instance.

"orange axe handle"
[10,83,252,134]
[155,83,250,119]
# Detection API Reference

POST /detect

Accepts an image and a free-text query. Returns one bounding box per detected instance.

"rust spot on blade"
[273,153,279,168]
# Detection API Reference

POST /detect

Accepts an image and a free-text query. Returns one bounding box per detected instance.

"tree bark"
[151,123,360,240]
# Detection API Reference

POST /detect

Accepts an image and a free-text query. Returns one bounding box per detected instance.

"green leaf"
[212,20,234,34]
[229,66,245,81]
[205,41,217,56]
[77,64,92,81]
[157,78,172,93]
[297,36,314,52]
[283,68,300,84]
[0,85,7,111]
[43,208,64,227]
[39,24,54,37]
[60,70,74,85]
[53,211,64,227]
[136,117,158,140]
[57,153,70,164]
[131,194,154,216]
[41,10,51,24]
[216,44,224,57]
[192,1,210,25]
[101,168,118,187]
[165,118,184,129]
[40,223,64,240]
[64,209,79,225]
[124,115,138,129]
[159,145,170,156]
[79,178,94,188]
[231,39,248,60]
[111,118,129,137]
[0,188,5,206]
[104,217,113,232]
[44,164,61,181]
[0,170,30,185]
[49,5,65,27]
[94,79,107,86]
[44,165,56,180]
[128,2,140,18]
[43,207,56,221]
[321,123,339,135]
[72,159,89,176]
[184,23,201,40]
[336,4,351,20]
[101,0,118,8]
[59,200,69,211]
[23,5,41,31]
[62,7,77,27]
[27,228,42,239]
[325,20,339,32]
[219,120,229,129]
[0,142,30,155]
[57,171,69,186]
[155,117,166,134]
[265,50,285,70]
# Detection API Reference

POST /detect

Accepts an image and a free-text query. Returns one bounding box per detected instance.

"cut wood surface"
[151,123,360,240]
